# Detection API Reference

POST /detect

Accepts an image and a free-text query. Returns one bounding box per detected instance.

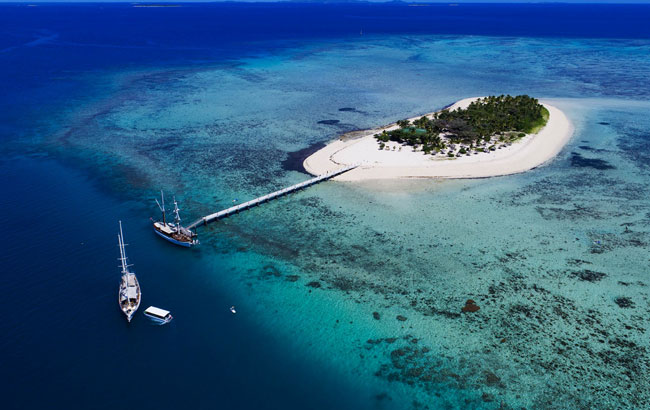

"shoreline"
[303,97,574,181]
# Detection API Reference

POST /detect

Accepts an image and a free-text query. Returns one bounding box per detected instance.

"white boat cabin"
[144,306,172,322]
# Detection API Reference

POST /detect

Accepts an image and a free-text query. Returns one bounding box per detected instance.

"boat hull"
[153,226,193,247]
[144,312,173,324]
[119,275,141,322]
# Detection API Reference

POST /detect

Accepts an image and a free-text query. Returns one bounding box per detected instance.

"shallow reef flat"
[40,37,650,409]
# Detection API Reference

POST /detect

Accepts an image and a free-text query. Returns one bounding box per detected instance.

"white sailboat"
[118,221,141,322]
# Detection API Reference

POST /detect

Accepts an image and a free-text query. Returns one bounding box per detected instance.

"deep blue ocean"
[2,3,650,409]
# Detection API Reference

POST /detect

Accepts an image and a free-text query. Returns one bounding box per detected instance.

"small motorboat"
[144,306,173,324]
[230,306,236,314]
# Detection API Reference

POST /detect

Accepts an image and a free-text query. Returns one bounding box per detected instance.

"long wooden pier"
[187,164,358,230]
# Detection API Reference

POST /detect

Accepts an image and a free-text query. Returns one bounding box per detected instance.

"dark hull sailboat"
[152,191,198,248]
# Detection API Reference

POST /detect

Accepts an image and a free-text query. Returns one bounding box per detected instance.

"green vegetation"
[374,95,548,155]
[526,105,550,135]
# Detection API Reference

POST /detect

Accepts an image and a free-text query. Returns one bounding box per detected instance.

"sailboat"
[152,191,198,248]
[118,221,141,322]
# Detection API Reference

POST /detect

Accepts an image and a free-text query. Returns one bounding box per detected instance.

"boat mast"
[118,221,130,276]
[156,190,166,225]
[173,197,181,233]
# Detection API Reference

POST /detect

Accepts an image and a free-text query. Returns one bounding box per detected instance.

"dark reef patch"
[579,145,594,150]
[281,142,326,173]
[337,107,367,115]
[331,276,357,292]
[259,264,282,280]
[481,392,495,402]
[375,392,391,402]
[317,119,340,125]
[567,258,593,266]
[570,269,607,282]
[484,370,504,388]
[461,299,480,313]
[296,196,344,219]
[534,203,602,221]
[587,231,648,254]
[366,336,485,407]
[428,309,461,319]
[570,152,615,170]
[614,297,635,308]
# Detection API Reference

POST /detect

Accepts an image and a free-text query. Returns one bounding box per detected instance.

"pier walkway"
[187,164,357,229]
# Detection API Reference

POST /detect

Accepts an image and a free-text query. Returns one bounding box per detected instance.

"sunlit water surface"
[2,4,650,410]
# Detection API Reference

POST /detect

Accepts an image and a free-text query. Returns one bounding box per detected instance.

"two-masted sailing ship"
[117,221,141,322]
[152,191,198,248]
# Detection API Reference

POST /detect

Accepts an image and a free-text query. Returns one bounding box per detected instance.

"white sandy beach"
[303,97,574,181]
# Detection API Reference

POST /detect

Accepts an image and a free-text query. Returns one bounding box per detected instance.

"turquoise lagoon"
[3,16,650,410]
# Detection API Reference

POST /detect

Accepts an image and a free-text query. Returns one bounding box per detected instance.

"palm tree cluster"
[375,95,548,155]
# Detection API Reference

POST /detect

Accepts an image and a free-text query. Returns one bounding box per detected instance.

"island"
[303,95,573,181]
